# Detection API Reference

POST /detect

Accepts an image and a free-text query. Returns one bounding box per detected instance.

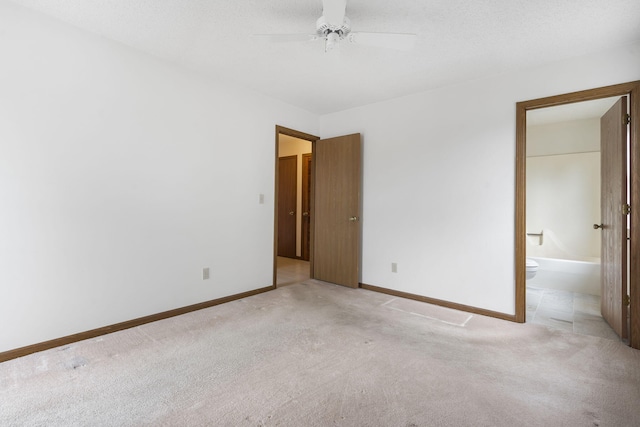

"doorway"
[274,127,363,290]
[274,127,317,287]
[277,137,312,260]
[514,81,640,349]
[524,97,620,340]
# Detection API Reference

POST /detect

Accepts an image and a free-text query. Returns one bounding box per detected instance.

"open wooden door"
[301,153,312,261]
[313,133,361,288]
[278,155,297,258]
[600,96,628,338]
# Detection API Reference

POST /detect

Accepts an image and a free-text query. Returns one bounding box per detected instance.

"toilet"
[526,258,538,280]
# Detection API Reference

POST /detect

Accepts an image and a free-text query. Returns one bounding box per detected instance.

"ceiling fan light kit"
[255,0,416,53]
[316,15,351,52]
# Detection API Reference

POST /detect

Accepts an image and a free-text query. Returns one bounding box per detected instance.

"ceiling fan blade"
[348,32,417,51]
[322,0,347,27]
[253,34,319,43]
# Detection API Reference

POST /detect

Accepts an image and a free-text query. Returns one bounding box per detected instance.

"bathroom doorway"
[524,97,621,340]
[514,81,640,349]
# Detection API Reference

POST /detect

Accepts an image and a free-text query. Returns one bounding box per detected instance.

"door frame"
[274,126,319,286]
[514,81,640,349]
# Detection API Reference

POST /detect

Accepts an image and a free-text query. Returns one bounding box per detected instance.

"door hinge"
[623,203,631,215]
[624,295,630,306]
[624,114,631,125]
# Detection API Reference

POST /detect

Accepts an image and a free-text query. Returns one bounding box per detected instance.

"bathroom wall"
[526,118,601,261]
[278,135,312,257]
[526,153,601,261]
[527,118,600,156]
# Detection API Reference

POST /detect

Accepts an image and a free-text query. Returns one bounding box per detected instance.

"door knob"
[349,216,359,222]
[289,211,295,216]
[302,212,309,217]
[593,224,603,229]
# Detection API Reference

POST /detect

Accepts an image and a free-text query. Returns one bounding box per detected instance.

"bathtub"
[527,256,601,296]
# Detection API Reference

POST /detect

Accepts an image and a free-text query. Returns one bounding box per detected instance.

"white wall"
[319,41,640,315]
[2,1,639,352]
[526,118,601,261]
[527,118,600,156]
[278,135,312,257]
[0,2,318,353]
[526,153,601,261]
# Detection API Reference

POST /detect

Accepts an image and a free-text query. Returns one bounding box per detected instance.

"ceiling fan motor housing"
[316,16,351,39]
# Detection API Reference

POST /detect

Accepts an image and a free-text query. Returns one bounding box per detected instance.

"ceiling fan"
[255,0,417,52]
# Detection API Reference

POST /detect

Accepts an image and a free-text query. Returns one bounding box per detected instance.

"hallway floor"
[276,256,310,287]
[526,286,620,341]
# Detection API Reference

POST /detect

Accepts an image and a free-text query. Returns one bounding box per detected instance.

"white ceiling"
[9,0,640,115]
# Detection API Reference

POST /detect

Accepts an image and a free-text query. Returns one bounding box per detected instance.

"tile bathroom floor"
[526,286,620,341]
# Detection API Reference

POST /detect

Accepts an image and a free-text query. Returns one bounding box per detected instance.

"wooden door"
[313,133,361,288]
[600,96,628,338]
[301,153,312,261]
[278,155,297,258]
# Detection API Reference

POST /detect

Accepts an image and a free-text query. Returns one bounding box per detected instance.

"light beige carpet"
[1,281,639,426]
